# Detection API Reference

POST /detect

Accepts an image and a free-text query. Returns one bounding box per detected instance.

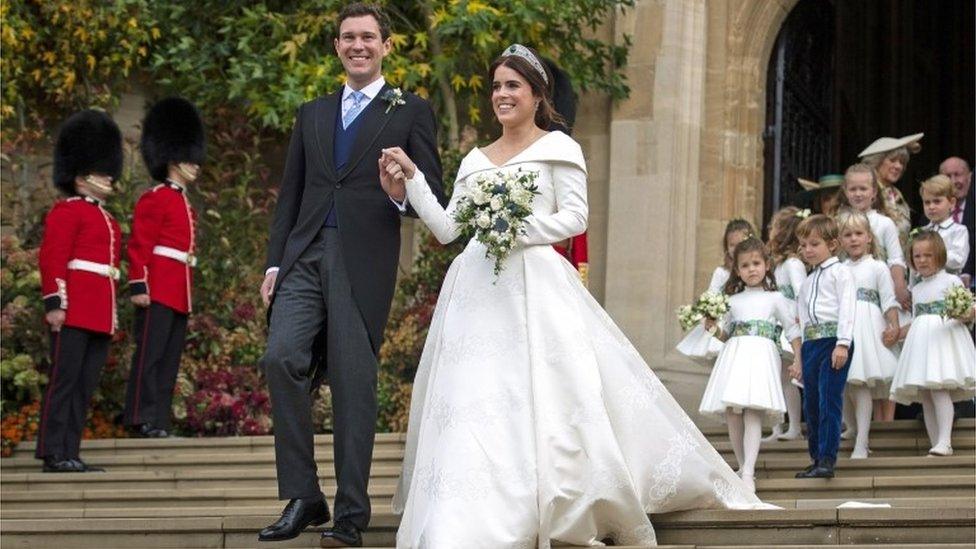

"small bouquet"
[453,168,540,276]
[942,285,975,322]
[676,304,704,331]
[694,290,730,321]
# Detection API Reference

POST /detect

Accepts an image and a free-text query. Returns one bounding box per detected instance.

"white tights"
[726,408,763,477]
[919,389,955,449]
[781,369,803,434]
[848,386,873,452]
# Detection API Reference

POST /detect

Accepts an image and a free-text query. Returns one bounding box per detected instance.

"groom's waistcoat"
[324,103,368,227]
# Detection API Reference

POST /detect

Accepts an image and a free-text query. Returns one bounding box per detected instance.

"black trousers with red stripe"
[123,302,187,430]
[35,327,109,460]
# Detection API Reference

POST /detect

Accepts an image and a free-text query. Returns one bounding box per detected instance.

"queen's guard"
[37,109,123,472]
[123,97,203,438]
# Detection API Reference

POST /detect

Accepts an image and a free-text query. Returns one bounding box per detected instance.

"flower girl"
[699,237,801,492]
[677,219,754,360]
[890,231,976,456]
[766,207,808,441]
[837,208,901,458]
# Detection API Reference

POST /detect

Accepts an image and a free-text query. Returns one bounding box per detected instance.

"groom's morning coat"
[266,84,445,356]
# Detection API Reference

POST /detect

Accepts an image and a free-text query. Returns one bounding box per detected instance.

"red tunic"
[39,196,122,335]
[127,182,197,314]
[553,232,589,287]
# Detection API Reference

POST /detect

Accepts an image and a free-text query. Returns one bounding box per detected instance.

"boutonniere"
[382,87,406,114]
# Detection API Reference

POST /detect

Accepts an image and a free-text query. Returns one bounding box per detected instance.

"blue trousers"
[801,337,853,462]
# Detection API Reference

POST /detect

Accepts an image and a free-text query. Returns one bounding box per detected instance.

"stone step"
[3,455,972,492]
[3,495,972,521]
[714,435,976,459]
[10,419,972,459]
[2,475,971,512]
[1,508,972,547]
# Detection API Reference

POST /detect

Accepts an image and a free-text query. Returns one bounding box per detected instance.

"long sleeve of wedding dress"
[518,162,588,246]
[404,170,465,245]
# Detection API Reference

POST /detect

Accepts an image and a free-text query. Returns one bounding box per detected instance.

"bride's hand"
[381,147,417,180]
[378,156,406,201]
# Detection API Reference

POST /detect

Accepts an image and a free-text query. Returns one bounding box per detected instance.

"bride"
[377,44,768,548]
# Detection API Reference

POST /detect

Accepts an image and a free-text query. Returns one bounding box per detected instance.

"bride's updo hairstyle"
[488,45,566,130]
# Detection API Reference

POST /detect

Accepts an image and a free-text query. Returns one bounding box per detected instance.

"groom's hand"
[261,271,277,307]
[378,155,406,201]
[381,147,417,180]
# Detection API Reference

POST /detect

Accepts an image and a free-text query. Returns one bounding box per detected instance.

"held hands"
[788,358,802,381]
[45,309,66,332]
[378,147,416,202]
[260,271,277,307]
[702,317,716,332]
[130,294,151,308]
[831,345,849,370]
[894,284,911,311]
[882,324,900,347]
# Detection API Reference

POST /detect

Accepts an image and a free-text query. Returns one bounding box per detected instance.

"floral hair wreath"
[795,208,811,219]
[908,227,932,243]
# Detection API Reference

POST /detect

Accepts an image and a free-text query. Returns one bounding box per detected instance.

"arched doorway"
[762,0,975,225]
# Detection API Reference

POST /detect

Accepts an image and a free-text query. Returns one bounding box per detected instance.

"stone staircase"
[1,419,973,548]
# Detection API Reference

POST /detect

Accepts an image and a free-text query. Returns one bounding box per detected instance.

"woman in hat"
[37,109,123,472]
[858,133,923,244]
[796,174,844,216]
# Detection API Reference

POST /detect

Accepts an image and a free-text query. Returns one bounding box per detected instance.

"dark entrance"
[763,0,975,226]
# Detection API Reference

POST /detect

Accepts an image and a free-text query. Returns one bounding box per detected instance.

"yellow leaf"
[393,66,407,81]
[150,27,161,40]
[416,63,431,77]
[415,86,429,99]
[450,74,466,91]
[63,70,76,91]
[86,54,96,71]
[468,74,482,91]
[468,104,480,124]
[42,51,56,64]
[128,17,138,29]
[138,46,147,57]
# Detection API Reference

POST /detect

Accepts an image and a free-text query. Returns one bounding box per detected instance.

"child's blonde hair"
[767,206,803,268]
[908,230,948,271]
[919,174,956,200]
[835,207,880,258]
[838,163,893,218]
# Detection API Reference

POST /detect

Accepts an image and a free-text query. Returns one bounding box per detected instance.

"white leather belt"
[67,259,120,280]
[153,245,197,267]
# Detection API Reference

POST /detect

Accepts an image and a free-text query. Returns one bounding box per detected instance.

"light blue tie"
[342,90,367,129]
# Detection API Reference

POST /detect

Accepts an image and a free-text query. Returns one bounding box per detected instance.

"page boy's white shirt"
[924,218,970,273]
[798,256,856,346]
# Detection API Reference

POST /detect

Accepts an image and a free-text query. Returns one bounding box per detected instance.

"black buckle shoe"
[72,458,105,472]
[258,497,330,542]
[320,521,363,548]
[42,456,84,473]
[794,461,818,478]
[796,458,835,478]
[134,423,169,438]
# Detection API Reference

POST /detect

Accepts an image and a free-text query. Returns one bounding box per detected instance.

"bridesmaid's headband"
[501,44,548,84]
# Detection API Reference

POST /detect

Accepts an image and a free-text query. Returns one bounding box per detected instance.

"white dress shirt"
[924,218,970,273]
[798,256,856,346]
[866,209,906,269]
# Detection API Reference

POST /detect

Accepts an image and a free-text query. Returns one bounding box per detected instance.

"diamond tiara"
[500,44,548,84]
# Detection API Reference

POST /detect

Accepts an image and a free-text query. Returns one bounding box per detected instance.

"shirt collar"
[928,218,954,230]
[165,179,186,192]
[815,256,839,270]
[342,76,386,103]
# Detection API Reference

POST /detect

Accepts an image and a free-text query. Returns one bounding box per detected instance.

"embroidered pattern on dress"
[644,430,699,507]
[856,287,881,307]
[711,476,753,507]
[426,389,528,433]
[914,300,946,316]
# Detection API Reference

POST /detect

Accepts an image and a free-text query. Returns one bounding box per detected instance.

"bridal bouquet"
[453,168,540,276]
[942,286,975,321]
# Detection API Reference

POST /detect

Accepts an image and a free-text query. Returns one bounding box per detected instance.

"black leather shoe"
[806,457,836,478]
[42,456,84,473]
[794,461,818,478]
[71,458,105,472]
[258,497,330,542]
[320,521,363,548]
[134,423,169,438]
[796,458,835,478]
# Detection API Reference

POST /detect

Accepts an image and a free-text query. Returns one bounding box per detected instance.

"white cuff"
[265,266,280,276]
[390,194,409,212]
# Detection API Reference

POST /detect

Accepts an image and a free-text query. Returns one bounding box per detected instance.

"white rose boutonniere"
[382,87,406,114]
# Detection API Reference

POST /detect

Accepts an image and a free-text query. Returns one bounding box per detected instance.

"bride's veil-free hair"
[488,46,567,131]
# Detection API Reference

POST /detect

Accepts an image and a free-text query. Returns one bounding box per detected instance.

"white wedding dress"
[393,131,767,548]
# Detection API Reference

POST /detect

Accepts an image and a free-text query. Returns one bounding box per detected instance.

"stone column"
[604,0,710,415]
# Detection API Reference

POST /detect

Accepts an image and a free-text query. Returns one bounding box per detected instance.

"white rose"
[473,189,489,206]
[476,212,492,229]
[490,196,504,211]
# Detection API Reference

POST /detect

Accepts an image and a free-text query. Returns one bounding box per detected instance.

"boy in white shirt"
[790,214,856,478]
[918,174,970,287]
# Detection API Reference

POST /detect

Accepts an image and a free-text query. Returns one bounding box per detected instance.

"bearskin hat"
[543,58,577,135]
[140,97,206,181]
[53,109,123,196]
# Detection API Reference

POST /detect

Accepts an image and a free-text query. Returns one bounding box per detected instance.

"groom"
[257,3,444,546]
